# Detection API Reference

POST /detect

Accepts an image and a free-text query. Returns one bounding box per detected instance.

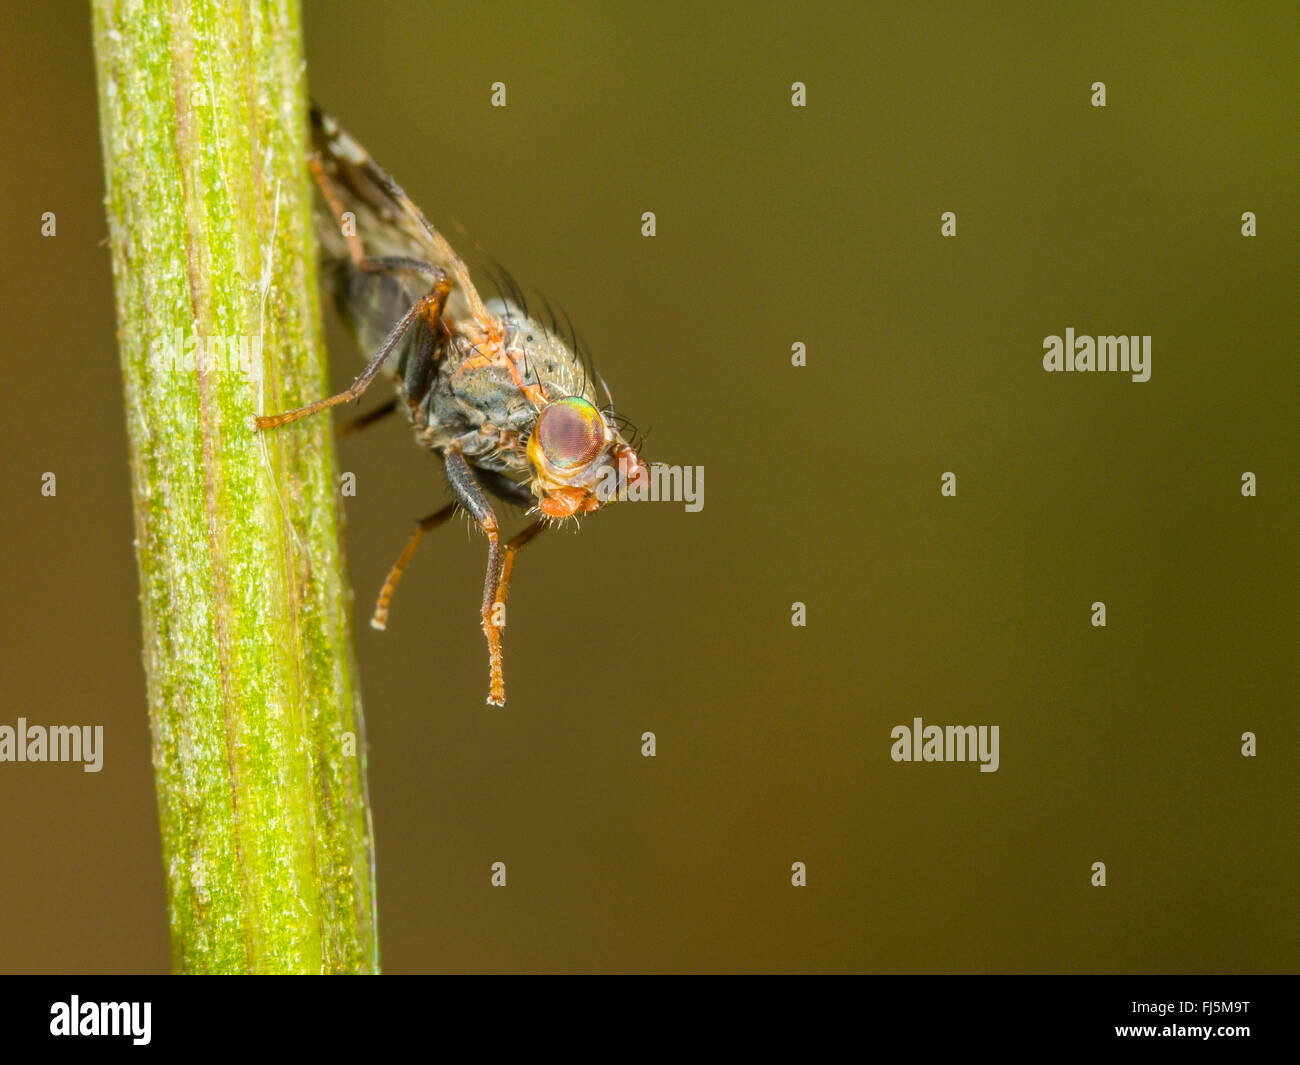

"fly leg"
[371,502,458,630]
[371,470,542,636]
[444,445,507,705]
[496,518,547,634]
[309,151,368,264]
[445,445,542,707]
[254,270,452,430]
[475,469,548,670]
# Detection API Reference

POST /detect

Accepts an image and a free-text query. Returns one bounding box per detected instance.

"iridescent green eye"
[535,397,605,471]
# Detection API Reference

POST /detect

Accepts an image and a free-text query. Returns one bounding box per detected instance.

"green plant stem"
[91,0,377,973]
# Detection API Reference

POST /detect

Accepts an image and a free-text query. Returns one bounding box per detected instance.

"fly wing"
[310,104,484,324]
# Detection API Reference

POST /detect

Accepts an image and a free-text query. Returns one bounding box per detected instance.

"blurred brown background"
[1,1,1296,972]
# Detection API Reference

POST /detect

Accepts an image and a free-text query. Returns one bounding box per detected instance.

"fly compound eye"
[535,397,605,471]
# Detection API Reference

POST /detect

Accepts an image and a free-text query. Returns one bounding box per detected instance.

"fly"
[256,105,650,706]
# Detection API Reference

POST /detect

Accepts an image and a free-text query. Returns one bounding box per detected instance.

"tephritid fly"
[256,105,650,706]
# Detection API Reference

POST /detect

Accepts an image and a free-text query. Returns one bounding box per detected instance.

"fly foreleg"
[445,445,527,707]
[472,472,549,638]
[496,518,546,632]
